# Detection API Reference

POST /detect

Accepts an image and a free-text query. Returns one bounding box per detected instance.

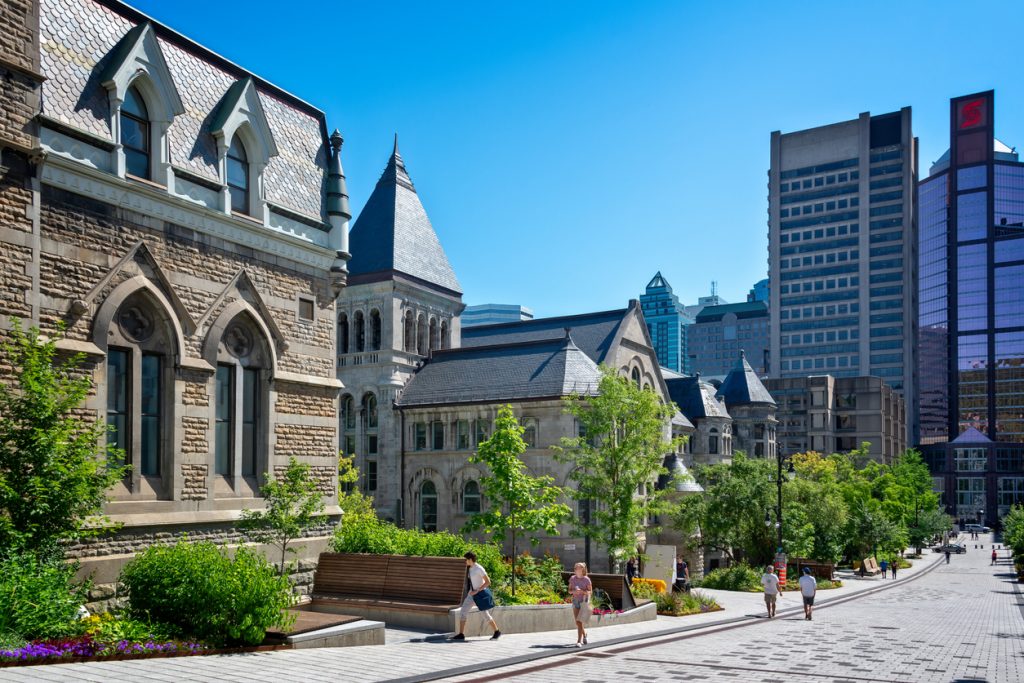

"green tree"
[1002,505,1024,558]
[908,506,951,552]
[463,405,570,595]
[557,366,680,572]
[671,452,777,566]
[0,319,126,552]
[239,456,327,576]
[337,452,375,519]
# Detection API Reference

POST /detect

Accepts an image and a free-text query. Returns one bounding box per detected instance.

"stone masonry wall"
[0,0,41,153]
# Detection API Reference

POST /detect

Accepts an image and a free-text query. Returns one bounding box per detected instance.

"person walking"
[945,548,951,564]
[879,559,888,579]
[674,556,690,593]
[568,562,592,647]
[450,551,501,641]
[992,548,999,565]
[625,557,638,586]
[761,564,780,619]
[890,559,898,579]
[799,567,817,621]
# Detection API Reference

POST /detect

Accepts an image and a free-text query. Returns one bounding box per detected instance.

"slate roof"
[347,140,462,294]
[461,309,628,365]
[666,375,731,421]
[657,455,704,493]
[695,301,768,323]
[39,0,328,220]
[715,351,776,406]
[397,335,600,407]
[951,427,993,444]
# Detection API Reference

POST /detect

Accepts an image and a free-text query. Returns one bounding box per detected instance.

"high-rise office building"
[688,301,770,377]
[768,109,917,444]
[640,272,693,373]
[917,91,1024,525]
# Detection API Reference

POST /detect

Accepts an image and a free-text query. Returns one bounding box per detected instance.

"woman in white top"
[450,551,501,641]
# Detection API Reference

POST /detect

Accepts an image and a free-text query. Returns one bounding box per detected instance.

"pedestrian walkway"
[0,549,949,683]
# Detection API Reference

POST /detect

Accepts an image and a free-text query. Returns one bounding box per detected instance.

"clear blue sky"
[131,0,1024,317]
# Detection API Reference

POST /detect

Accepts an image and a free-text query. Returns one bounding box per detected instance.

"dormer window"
[227,136,250,214]
[121,86,150,179]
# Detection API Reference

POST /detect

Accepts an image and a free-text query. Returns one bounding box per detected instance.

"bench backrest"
[563,572,636,611]
[383,555,468,604]
[313,553,389,598]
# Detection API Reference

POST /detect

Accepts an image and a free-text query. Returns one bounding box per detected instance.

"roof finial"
[393,133,400,157]
[739,349,746,360]
[330,129,344,152]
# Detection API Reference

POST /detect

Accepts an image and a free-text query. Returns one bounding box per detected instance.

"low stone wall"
[74,529,336,613]
[456,601,657,637]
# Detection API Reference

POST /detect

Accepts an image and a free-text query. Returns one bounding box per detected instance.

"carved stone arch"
[93,275,186,363]
[202,300,279,376]
[451,464,485,507]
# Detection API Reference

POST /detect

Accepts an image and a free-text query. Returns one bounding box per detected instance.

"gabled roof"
[347,139,461,295]
[460,308,627,365]
[666,375,731,421]
[951,427,993,444]
[397,335,600,407]
[716,351,776,406]
[657,455,704,493]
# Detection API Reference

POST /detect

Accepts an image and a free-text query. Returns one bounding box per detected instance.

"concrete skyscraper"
[768,109,918,442]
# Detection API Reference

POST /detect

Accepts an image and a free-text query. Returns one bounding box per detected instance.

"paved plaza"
[1,538,1018,683]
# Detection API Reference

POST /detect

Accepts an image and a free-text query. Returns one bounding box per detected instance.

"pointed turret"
[347,139,462,295]
[716,350,776,407]
[326,129,351,294]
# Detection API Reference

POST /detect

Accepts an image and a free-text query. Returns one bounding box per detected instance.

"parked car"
[934,543,967,554]
[964,524,991,533]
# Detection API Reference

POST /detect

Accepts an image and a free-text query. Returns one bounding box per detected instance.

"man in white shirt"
[760,564,780,619]
[798,566,817,621]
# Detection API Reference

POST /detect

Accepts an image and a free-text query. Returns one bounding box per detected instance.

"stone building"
[397,304,693,570]
[664,372,733,466]
[1,0,350,600]
[765,374,907,463]
[714,351,778,459]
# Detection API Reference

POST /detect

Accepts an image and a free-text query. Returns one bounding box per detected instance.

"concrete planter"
[455,601,657,637]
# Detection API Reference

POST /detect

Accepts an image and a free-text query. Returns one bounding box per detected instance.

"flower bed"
[0,634,210,666]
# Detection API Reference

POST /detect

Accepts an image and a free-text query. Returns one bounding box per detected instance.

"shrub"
[79,612,181,643]
[120,540,294,646]
[629,579,659,600]
[631,577,667,594]
[696,563,762,592]
[0,550,87,640]
[331,514,507,584]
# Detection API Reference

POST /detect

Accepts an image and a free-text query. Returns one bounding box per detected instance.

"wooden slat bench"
[310,553,468,629]
[793,558,835,581]
[562,572,637,611]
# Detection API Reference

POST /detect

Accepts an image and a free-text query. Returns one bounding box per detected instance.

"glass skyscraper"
[917,90,1024,524]
[640,272,693,374]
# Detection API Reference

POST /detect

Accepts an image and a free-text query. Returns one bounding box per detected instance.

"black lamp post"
[765,449,794,554]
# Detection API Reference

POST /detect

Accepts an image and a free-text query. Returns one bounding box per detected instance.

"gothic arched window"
[420,480,438,532]
[370,309,382,351]
[105,289,174,488]
[226,135,250,214]
[354,310,365,353]
[338,313,349,354]
[404,310,415,353]
[214,313,270,481]
[362,393,378,455]
[121,86,150,179]
[463,480,481,514]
